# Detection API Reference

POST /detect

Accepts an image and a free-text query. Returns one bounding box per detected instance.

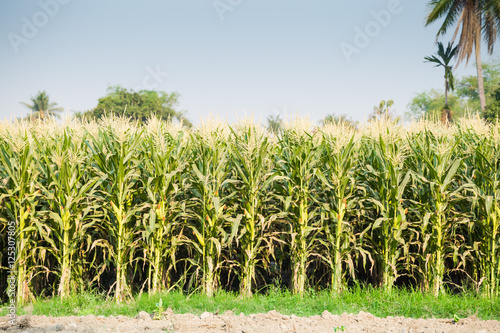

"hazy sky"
[0,0,493,125]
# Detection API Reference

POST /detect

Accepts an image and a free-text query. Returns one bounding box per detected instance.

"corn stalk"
[276,130,321,295]
[228,126,281,297]
[408,131,463,296]
[87,126,144,302]
[463,130,500,297]
[0,132,40,304]
[359,135,411,291]
[35,129,104,298]
[185,131,232,297]
[315,134,358,293]
[140,129,187,294]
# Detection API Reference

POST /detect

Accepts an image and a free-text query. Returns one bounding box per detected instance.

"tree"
[456,59,500,110]
[407,59,500,121]
[406,89,466,121]
[76,86,191,126]
[483,86,500,121]
[424,42,459,123]
[425,42,458,109]
[369,100,399,122]
[266,114,283,134]
[320,113,358,129]
[20,90,64,120]
[426,0,500,112]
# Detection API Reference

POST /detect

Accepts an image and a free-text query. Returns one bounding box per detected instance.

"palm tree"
[266,114,283,134]
[426,0,500,112]
[425,42,459,123]
[368,100,398,122]
[21,91,64,120]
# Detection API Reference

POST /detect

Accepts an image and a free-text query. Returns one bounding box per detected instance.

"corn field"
[1,115,500,304]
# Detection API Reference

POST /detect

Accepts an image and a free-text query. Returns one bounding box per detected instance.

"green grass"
[1,287,499,320]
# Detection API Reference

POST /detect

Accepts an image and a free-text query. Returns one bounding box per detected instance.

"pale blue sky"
[0,0,493,125]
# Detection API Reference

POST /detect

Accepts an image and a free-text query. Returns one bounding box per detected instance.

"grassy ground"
[1,287,499,320]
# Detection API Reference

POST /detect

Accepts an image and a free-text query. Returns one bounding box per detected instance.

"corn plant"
[315,133,359,292]
[359,135,411,291]
[1,116,500,298]
[35,129,104,298]
[462,130,500,297]
[87,126,144,302]
[0,132,40,304]
[228,126,281,297]
[140,129,187,294]
[275,129,321,295]
[184,131,232,297]
[407,131,464,296]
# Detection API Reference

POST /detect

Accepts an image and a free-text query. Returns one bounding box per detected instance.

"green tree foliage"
[424,41,459,124]
[483,87,500,122]
[456,60,500,111]
[266,114,283,134]
[320,113,358,129]
[20,90,64,121]
[369,100,399,122]
[425,0,500,111]
[76,86,191,126]
[407,59,500,121]
[424,42,459,120]
[406,90,466,122]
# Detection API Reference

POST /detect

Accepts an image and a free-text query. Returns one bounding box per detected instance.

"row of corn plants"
[1,116,500,304]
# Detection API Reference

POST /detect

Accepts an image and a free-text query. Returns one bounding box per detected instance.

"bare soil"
[1,310,500,333]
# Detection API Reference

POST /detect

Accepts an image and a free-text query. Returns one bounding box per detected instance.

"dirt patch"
[1,311,499,333]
